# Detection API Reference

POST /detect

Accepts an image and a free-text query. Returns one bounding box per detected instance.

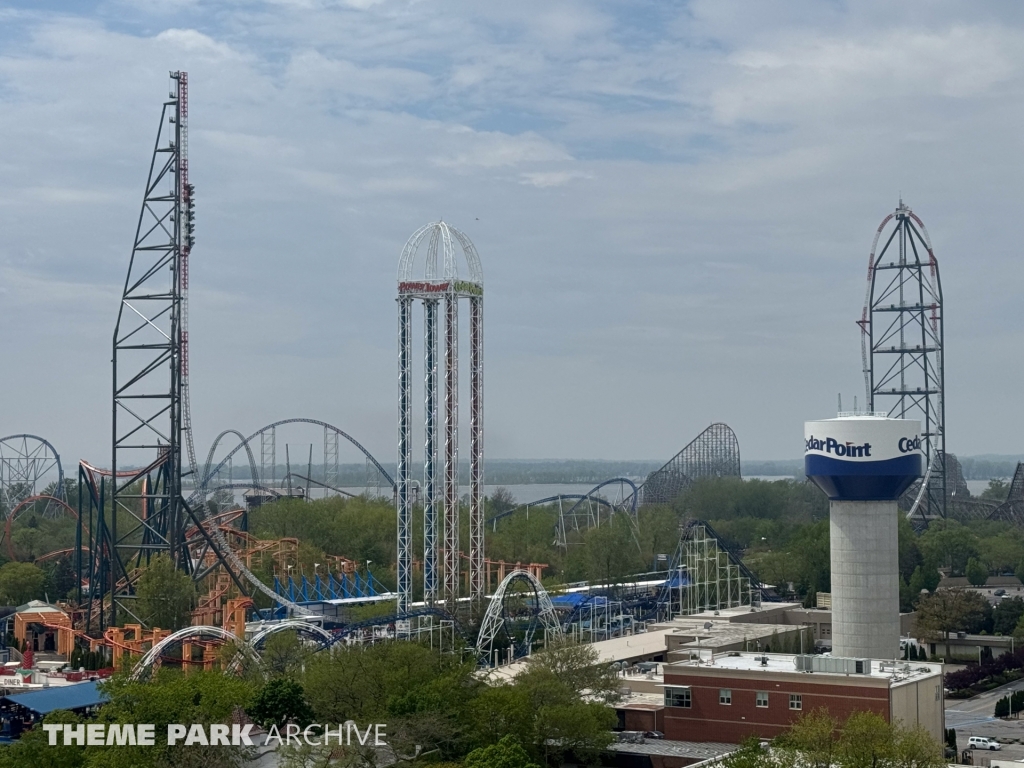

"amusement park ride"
[3,79,1021,677]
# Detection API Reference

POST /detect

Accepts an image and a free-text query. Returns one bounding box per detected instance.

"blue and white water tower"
[805,415,923,660]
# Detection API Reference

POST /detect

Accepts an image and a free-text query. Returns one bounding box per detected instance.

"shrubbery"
[945,648,1024,696]
[994,690,1024,718]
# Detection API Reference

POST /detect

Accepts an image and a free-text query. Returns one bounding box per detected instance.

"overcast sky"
[1,0,1023,470]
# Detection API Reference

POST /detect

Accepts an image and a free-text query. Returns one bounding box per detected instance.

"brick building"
[659,652,944,744]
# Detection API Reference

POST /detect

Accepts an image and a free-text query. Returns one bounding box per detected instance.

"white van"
[968,736,1001,751]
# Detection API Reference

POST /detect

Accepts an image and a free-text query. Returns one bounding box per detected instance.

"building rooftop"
[1,681,108,715]
[681,602,805,621]
[614,690,665,710]
[489,613,810,682]
[607,739,736,761]
[13,600,67,616]
[667,652,942,686]
[487,627,677,682]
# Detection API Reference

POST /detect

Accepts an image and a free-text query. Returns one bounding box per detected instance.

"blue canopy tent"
[1,681,108,716]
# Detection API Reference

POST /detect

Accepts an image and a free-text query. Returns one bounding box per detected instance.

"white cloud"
[430,129,571,170]
[0,1,1022,464]
[519,170,591,188]
[713,24,1024,125]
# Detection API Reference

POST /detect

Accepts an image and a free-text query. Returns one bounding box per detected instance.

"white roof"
[668,651,942,685]
[14,600,66,615]
[487,628,676,682]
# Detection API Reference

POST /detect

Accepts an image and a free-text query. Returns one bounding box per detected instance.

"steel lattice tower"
[858,201,945,521]
[397,222,484,615]
[106,72,197,627]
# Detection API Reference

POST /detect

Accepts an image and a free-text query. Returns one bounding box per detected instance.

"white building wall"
[889,673,945,744]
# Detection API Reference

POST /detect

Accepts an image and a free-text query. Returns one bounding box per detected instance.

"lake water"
[224,476,997,503]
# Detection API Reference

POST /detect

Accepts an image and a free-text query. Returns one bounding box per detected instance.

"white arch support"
[130,625,259,680]
[248,620,333,650]
[477,569,562,662]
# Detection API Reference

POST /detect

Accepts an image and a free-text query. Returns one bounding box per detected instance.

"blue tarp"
[663,574,690,588]
[550,594,609,607]
[1,681,108,715]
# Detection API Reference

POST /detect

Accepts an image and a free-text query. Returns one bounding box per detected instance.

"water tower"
[805,415,922,659]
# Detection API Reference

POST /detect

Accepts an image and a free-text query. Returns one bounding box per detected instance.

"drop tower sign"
[805,415,922,660]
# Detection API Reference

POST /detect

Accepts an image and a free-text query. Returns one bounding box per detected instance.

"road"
[946,676,1024,762]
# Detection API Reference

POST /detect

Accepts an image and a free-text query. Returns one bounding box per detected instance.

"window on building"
[665,687,691,708]
[790,694,802,710]
[720,689,732,705]
[756,691,769,708]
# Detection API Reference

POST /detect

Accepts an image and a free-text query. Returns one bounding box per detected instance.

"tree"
[0,561,46,605]
[891,723,946,768]
[908,565,940,602]
[85,670,256,768]
[248,677,314,729]
[719,737,778,768]
[520,639,620,702]
[995,695,1010,718]
[134,554,196,630]
[1012,690,1024,718]
[919,520,979,576]
[251,496,397,576]
[259,629,313,678]
[790,521,831,599]
[488,488,517,517]
[752,550,800,595]
[470,681,535,753]
[773,710,943,768]
[981,479,1010,501]
[464,735,540,768]
[976,531,1024,575]
[535,699,616,766]
[582,513,643,586]
[42,557,77,601]
[776,708,839,768]
[838,711,894,768]
[0,710,86,768]
[994,597,1024,635]
[915,589,992,639]
[898,515,924,582]
[302,641,480,761]
[965,557,989,587]
[470,666,614,765]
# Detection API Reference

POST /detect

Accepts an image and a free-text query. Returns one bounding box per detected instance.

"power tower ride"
[858,201,945,522]
[99,72,199,628]
[397,222,484,616]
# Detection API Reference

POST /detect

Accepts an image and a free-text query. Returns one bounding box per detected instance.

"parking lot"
[972,584,1024,606]
[946,676,1024,762]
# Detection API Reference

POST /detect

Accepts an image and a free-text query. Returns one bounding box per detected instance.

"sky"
[1,0,1023,470]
